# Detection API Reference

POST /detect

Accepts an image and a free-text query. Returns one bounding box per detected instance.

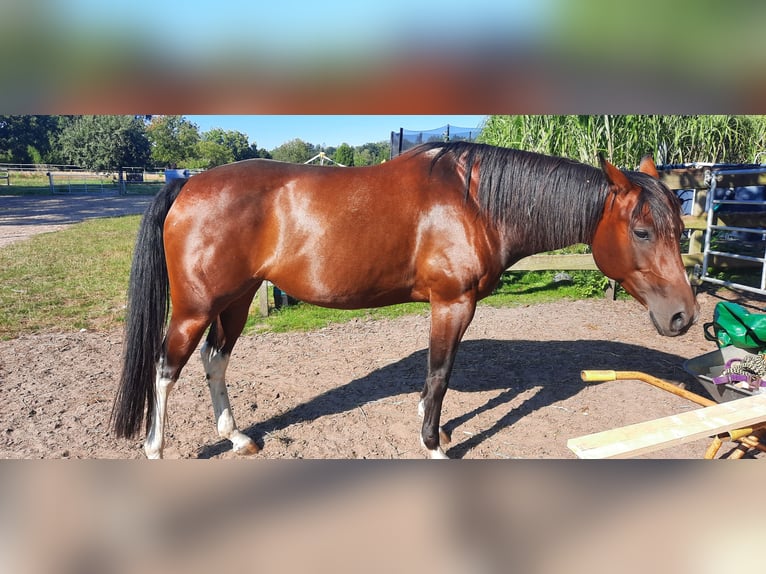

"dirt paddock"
[1,194,765,459]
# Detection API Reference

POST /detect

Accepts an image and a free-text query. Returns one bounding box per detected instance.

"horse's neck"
[497,184,604,263]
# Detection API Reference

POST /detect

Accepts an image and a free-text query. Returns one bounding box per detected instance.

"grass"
[0,171,163,196]
[246,301,431,334]
[0,183,56,196]
[0,183,162,197]
[1,172,51,186]
[0,216,138,338]
[0,172,62,195]
[0,216,621,340]
[479,115,766,166]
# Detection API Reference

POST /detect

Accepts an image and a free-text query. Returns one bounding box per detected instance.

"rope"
[714,355,766,391]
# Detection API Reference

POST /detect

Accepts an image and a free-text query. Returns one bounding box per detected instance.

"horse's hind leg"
[145,313,210,459]
[200,286,260,456]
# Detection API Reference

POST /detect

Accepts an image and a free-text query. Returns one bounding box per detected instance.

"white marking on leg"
[418,398,425,418]
[144,362,174,460]
[420,436,449,459]
[201,343,259,455]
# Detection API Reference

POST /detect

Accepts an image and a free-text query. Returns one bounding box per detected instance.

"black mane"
[417,141,680,253]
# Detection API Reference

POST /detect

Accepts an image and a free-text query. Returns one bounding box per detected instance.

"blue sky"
[56,1,546,62]
[184,115,488,150]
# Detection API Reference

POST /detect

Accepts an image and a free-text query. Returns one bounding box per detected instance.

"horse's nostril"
[671,311,686,332]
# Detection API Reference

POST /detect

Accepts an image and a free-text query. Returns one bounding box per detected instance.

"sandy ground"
[1,193,764,459]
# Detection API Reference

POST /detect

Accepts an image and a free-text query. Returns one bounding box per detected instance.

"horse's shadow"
[197,339,700,458]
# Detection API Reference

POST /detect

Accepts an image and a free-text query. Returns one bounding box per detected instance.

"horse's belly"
[268,256,419,309]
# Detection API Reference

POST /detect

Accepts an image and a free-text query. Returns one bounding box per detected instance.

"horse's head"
[591,156,698,336]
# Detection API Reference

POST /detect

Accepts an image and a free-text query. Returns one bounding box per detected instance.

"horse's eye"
[633,229,650,241]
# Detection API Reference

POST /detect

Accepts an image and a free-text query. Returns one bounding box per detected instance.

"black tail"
[111,178,188,439]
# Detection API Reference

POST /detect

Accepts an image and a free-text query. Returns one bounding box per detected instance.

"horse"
[111,141,698,459]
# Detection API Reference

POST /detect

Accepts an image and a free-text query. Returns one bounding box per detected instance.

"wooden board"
[658,168,766,190]
[508,253,596,272]
[508,252,703,272]
[568,393,766,459]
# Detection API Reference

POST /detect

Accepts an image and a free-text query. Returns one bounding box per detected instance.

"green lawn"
[0,217,137,338]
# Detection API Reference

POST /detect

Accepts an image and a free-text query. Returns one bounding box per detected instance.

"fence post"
[47,172,54,193]
[689,188,707,256]
[258,282,269,317]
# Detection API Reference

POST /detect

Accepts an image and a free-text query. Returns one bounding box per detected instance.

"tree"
[203,128,251,161]
[57,115,151,171]
[146,115,201,168]
[0,115,63,163]
[246,143,271,159]
[333,143,354,166]
[271,138,316,163]
[193,139,234,169]
[354,141,390,166]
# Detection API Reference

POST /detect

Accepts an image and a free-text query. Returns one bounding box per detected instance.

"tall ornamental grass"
[479,115,766,167]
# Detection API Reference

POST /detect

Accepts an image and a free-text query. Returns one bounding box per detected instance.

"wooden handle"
[581,369,716,407]
[581,370,617,382]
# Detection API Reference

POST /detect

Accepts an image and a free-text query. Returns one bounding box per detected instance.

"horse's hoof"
[429,446,450,459]
[144,443,163,459]
[421,437,450,459]
[231,432,260,455]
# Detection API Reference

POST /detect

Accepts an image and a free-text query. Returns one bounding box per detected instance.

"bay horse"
[112,142,697,459]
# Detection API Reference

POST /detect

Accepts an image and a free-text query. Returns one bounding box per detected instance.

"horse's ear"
[638,155,660,178]
[599,154,631,193]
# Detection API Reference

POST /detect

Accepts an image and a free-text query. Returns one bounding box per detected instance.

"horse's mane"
[416,141,681,252]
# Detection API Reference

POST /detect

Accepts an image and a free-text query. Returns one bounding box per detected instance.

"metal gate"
[699,166,766,295]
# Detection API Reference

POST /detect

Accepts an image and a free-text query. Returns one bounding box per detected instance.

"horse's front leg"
[420,294,477,459]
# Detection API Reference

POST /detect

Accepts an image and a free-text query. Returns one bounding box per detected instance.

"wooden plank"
[717,212,766,229]
[682,215,707,230]
[509,252,702,272]
[682,253,703,267]
[508,253,596,272]
[658,168,766,190]
[658,168,709,190]
[715,171,766,188]
[567,393,766,459]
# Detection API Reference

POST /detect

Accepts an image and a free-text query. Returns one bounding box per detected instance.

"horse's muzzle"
[650,304,699,337]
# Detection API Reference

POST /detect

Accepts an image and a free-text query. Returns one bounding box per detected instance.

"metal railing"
[699,167,766,295]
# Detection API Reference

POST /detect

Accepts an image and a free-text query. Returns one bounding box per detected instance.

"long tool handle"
[580,370,617,383]
[581,370,716,407]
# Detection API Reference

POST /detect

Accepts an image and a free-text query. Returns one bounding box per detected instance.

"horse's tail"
[111,178,189,439]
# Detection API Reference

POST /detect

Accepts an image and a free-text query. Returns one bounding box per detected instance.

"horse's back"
[163,155,501,309]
